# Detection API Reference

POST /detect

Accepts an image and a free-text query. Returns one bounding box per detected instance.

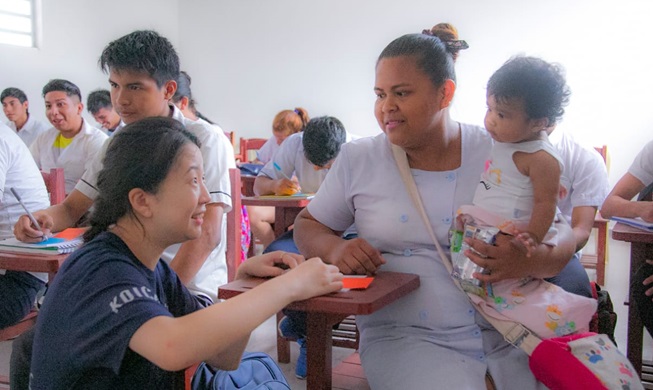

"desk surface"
[241,196,311,208]
[612,222,653,243]
[0,251,69,274]
[219,271,420,315]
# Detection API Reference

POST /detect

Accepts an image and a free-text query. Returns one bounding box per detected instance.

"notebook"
[611,216,653,231]
[0,228,85,255]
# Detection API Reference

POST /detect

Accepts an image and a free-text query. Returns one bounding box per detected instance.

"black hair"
[487,56,571,126]
[172,71,214,124]
[302,116,347,167]
[1,87,29,115]
[99,30,180,88]
[84,117,201,242]
[86,89,113,114]
[42,79,82,101]
[378,33,456,87]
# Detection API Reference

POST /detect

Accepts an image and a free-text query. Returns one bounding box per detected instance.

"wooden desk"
[0,251,69,282]
[612,222,653,376]
[241,197,311,239]
[219,271,420,390]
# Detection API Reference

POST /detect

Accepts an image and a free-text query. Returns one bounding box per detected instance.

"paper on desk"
[611,216,653,231]
[342,275,374,290]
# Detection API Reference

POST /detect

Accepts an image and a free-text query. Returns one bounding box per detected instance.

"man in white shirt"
[86,89,121,135]
[30,80,108,195]
[1,88,49,147]
[0,122,50,329]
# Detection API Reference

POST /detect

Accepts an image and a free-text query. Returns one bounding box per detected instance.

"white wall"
[178,0,653,189]
[0,0,179,125]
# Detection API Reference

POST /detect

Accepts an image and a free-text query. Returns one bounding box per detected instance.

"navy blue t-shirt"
[30,232,206,390]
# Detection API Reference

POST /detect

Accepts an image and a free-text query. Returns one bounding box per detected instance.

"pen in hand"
[273,162,292,181]
[10,187,46,240]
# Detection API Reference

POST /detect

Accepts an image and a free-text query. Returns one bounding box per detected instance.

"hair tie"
[445,40,469,50]
[421,29,434,36]
[294,109,300,115]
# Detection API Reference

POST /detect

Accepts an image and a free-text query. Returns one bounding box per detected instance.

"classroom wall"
[0,0,179,126]
[178,0,653,189]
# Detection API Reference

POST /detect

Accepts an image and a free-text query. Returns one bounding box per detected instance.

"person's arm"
[601,172,653,221]
[253,175,299,196]
[294,208,386,275]
[129,254,343,371]
[514,149,560,247]
[570,205,598,252]
[169,202,224,284]
[13,189,93,241]
[467,218,576,283]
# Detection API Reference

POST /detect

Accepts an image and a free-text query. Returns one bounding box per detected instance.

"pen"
[273,162,291,181]
[10,187,44,236]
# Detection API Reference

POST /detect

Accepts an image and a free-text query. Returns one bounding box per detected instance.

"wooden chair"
[41,168,66,205]
[579,145,608,285]
[225,168,242,282]
[225,131,243,162]
[239,138,267,163]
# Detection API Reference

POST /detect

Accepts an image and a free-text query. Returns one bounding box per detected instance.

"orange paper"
[342,276,374,290]
[53,227,86,240]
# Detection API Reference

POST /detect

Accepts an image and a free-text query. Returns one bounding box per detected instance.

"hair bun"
[423,22,469,61]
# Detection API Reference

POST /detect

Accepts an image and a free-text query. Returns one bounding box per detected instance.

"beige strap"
[391,144,541,355]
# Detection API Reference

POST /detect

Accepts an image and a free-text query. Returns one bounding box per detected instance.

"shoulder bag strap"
[391,143,541,355]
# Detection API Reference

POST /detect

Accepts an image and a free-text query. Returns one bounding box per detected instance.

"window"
[0,0,37,48]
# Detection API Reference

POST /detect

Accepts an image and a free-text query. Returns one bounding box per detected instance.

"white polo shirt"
[629,139,653,187]
[0,123,50,280]
[75,105,235,301]
[258,132,358,193]
[30,119,108,194]
[256,136,280,164]
[7,114,49,148]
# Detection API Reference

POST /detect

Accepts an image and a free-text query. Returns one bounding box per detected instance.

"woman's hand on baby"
[331,238,386,275]
[274,178,300,196]
[464,233,532,283]
[286,257,343,301]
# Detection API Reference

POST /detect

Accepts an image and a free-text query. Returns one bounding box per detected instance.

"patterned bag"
[529,333,642,390]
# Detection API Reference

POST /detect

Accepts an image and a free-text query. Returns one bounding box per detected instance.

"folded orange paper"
[342,276,374,290]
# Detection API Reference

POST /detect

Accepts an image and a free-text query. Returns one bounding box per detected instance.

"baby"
[454,56,596,339]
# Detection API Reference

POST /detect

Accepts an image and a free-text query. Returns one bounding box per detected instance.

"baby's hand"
[513,231,539,257]
[287,257,343,301]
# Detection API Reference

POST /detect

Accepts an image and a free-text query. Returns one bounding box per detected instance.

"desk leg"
[627,242,647,376]
[306,313,332,390]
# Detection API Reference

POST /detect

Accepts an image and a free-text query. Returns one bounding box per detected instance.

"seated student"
[87,89,121,135]
[547,127,609,297]
[28,117,343,389]
[254,116,354,379]
[30,79,108,194]
[172,71,218,125]
[256,108,309,164]
[14,30,235,303]
[248,107,309,252]
[252,116,353,249]
[0,122,50,329]
[1,87,49,147]
[601,139,653,336]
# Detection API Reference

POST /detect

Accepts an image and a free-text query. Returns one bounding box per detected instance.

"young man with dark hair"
[87,89,121,134]
[1,87,49,147]
[30,79,108,194]
[16,30,235,302]
[11,30,235,390]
